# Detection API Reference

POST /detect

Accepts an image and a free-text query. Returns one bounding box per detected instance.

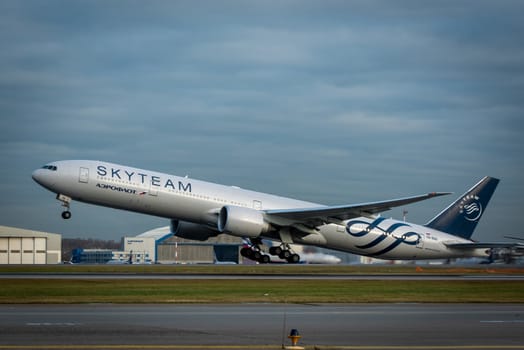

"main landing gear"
[240,239,300,264]
[56,194,72,220]
[268,244,300,263]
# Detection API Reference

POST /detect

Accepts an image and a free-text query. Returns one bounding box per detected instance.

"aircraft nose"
[32,167,57,190]
[32,168,44,184]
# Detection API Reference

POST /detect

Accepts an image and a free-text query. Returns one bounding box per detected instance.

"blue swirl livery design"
[346,217,422,256]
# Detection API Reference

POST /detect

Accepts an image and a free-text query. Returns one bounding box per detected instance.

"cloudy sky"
[1,0,523,242]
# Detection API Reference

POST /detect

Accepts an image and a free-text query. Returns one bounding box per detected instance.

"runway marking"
[26,322,81,326]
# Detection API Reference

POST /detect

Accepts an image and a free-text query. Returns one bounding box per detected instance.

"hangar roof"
[136,226,172,243]
[0,225,61,239]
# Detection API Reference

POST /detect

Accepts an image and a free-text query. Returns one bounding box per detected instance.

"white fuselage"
[32,160,488,260]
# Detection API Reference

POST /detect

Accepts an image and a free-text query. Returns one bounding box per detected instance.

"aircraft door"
[149,179,158,196]
[416,234,425,249]
[79,167,89,183]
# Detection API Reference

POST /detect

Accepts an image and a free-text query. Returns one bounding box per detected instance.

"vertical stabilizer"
[425,176,499,239]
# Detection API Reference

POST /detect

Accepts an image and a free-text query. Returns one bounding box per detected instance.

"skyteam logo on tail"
[459,195,482,222]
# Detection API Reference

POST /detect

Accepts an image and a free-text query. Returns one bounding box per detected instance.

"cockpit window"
[42,165,58,171]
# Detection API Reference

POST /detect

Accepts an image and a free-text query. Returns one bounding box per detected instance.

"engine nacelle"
[171,220,219,241]
[217,206,270,238]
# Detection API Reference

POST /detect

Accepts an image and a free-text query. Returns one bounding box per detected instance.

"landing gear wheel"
[241,238,272,264]
[56,194,72,220]
[252,250,262,261]
[287,253,300,264]
[269,246,282,256]
[258,254,271,264]
[279,250,291,260]
[240,247,253,259]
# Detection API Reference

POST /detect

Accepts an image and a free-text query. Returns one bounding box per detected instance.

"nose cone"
[32,167,57,191]
[32,168,45,185]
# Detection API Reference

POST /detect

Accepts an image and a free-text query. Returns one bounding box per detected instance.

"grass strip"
[1,279,523,304]
[1,264,524,275]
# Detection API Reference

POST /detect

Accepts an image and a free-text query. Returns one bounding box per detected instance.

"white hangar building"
[0,225,61,264]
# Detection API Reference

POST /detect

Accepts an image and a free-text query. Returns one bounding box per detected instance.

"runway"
[0,304,523,350]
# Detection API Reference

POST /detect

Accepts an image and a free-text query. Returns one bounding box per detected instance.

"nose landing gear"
[56,194,72,220]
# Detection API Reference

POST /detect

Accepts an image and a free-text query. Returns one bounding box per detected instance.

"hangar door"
[0,238,7,264]
[213,245,239,264]
[0,237,47,264]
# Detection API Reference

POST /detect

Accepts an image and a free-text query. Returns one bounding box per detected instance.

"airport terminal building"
[71,236,159,264]
[0,225,61,264]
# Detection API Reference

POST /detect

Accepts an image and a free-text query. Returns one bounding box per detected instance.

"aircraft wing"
[264,192,451,227]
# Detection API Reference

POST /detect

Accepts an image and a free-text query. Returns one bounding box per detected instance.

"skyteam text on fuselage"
[32,160,509,263]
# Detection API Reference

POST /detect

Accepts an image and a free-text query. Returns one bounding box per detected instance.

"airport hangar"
[0,225,61,264]
[72,227,244,264]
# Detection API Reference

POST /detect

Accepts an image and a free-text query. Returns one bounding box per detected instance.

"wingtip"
[430,192,453,197]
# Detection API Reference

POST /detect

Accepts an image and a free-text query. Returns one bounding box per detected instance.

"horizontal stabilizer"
[445,242,524,251]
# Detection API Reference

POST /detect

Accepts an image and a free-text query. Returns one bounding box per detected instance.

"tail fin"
[425,176,499,239]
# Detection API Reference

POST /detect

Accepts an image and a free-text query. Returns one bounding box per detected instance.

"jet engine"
[171,220,219,241]
[217,206,270,238]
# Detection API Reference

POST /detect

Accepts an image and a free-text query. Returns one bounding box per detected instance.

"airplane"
[32,160,520,263]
